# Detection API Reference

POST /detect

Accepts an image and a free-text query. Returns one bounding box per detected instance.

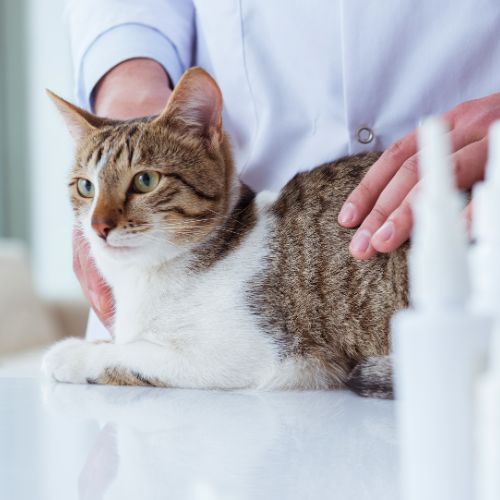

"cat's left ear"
[46,90,114,142]
[155,67,223,143]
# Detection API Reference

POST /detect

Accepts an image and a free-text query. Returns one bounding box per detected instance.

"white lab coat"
[64,0,500,340]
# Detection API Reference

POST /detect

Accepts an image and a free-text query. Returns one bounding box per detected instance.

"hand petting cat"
[339,92,500,260]
[73,58,172,328]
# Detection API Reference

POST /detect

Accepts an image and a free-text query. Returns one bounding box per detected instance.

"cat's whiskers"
[121,230,183,249]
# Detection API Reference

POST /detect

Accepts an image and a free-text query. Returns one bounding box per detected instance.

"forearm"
[93,58,173,119]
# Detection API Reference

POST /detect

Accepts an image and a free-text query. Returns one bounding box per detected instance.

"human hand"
[75,58,172,327]
[93,57,172,119]
[73,227,114,329]
[338,92,500,259]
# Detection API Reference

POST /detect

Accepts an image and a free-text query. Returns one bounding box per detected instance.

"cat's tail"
[345,355,393,400]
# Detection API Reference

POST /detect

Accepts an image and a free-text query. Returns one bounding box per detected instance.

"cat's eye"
[133,171,161,193]
[76,178,95,198]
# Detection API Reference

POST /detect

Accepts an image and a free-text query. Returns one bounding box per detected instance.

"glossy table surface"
[1,378,400,500]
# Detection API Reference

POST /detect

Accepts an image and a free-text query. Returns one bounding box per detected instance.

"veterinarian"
[64,0,500,339]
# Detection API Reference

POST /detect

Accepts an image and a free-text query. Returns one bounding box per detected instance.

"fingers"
[348,228,377,260]
[88,275,114,329]
[349,185,416,259]
[371,190,415,253]
[72,226,114,329]
[347,131,486,260]
[348,152,419,259]
[351,137,486,259]
[338,132,418,227]
[453,138,488,189]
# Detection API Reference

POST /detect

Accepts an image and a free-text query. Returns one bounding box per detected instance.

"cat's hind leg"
[345,355,394,400]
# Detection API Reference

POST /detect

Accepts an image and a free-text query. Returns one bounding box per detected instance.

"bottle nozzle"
[418,118,454,194]
[409,117,469,310]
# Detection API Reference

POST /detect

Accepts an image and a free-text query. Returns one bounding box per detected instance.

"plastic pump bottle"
[471,120,500,500]
[470,120,500,315]
[391,117,488,500]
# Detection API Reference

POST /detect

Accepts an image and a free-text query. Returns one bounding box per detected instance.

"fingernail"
[338,202,357,226]
[374,220,394,243]
[350,229,371,254]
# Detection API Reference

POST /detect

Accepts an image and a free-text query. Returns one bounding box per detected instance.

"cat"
[42,67,408,399]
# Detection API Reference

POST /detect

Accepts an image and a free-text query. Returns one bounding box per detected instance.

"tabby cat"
[42,68,408,398]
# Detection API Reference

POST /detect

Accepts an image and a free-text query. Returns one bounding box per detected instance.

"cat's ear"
[156,67,223,142]
[46,90,113,142]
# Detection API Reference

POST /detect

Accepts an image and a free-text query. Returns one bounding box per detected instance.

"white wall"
[26,0,82,300]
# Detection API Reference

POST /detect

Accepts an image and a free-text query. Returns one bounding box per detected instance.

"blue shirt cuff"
[79,23,185,111]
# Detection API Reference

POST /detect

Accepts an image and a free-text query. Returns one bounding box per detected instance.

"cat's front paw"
[42,337,98,384]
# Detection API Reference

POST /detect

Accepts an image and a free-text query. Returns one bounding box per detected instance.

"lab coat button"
[356,127,374,144]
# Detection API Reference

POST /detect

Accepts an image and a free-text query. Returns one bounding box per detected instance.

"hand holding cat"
[73,227,114,329]
[339,92,500,259]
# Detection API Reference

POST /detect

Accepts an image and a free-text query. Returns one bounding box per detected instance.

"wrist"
[93,58,172,120]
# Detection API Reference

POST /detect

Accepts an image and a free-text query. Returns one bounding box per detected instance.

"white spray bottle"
[391,117,488,500]
[470,120,500,500]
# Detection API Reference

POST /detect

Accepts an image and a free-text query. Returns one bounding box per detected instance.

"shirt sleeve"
[64,0,195,110]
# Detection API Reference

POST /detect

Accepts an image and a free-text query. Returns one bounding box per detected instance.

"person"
[65,0,500,340]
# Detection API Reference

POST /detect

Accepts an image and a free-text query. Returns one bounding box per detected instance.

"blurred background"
[0,0,87,375]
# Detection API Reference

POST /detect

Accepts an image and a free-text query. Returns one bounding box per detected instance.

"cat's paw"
[42,337,98,384]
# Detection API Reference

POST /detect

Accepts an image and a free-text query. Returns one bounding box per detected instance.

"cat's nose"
[91,218,117,241]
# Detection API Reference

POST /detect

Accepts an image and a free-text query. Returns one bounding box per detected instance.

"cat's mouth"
[102,241,135,253]
[89,231,144,255]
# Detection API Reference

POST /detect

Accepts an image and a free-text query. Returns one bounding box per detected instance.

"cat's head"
[49,68,237,265]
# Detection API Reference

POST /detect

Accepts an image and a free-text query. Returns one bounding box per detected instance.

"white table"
[1,378,400,500]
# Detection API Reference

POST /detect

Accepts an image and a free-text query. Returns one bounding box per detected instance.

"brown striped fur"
[250,154,408,396]
[88,367,165,388]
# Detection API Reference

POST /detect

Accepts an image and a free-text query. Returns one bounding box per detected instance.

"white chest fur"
[94,196,281,388]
